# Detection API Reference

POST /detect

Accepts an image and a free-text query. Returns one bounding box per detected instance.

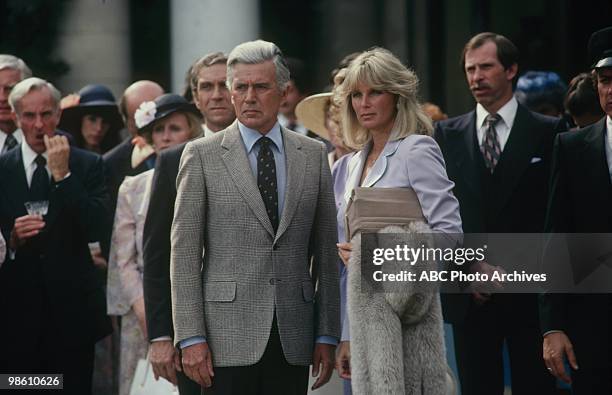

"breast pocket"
[203,281,236,302]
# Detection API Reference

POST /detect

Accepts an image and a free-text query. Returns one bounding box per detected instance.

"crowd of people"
[0,25,610,395]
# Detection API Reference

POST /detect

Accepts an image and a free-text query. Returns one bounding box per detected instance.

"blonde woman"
[333,48,462,394]
[107,94,202,395]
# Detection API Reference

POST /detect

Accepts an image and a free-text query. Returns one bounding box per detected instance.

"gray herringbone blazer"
[170,123,340,367]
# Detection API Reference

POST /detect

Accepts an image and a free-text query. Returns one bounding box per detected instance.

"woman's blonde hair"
[142,112,203,145]
[338,47,433,149]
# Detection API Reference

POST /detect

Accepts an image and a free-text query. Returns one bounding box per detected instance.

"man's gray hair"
[0,54,32,80]
[9,77,61,114]
[226,40,290,91]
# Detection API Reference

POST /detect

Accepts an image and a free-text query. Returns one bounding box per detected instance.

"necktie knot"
[258,136,272,147]
[35,155,46,168]
[485,113,501,127]
[4,133,18,152]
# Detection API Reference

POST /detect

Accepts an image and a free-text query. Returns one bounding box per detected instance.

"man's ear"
[506,63,518,82]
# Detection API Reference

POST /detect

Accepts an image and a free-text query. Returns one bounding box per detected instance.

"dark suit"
[540,117,612,394]
[0,144,112,394]
[434,103,563,395]
[142,142,200,394]
[103,135,151,210]
[102,135,151,258]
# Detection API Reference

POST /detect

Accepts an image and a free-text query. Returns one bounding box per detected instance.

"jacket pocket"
[204,281,236,302]
[302,281,314,302]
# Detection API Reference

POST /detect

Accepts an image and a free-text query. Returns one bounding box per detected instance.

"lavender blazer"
[332,133,463,341]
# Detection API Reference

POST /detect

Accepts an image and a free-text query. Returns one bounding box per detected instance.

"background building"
[0,0,609,116]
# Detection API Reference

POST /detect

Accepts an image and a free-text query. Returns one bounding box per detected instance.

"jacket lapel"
[5,148,29,215]
[361,138,402,187]
[489,105,544,217]
[579,119,611,215]
[446,111,482,200]
[221,125,275,237]
[275,128,306,241]
[343,149,367,205]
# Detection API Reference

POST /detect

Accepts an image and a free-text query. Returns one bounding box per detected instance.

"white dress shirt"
[606,116,612,182]
[0,228,5,267]
[476,96,518,153]
[202,124,216,138]
[21,140,50,187]
[0,129,23,154]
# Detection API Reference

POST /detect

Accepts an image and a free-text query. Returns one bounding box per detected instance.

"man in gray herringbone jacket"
[170,40,340,395]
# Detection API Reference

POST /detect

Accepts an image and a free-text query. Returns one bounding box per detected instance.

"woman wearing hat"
[107,94,202,395]
[59,84,124,154]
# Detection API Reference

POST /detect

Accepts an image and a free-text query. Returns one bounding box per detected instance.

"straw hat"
[295,92,332,141]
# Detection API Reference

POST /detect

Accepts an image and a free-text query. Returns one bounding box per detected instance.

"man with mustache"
[434,32,563,395]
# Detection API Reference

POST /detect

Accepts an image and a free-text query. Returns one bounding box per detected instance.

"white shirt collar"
[203,124,215,138]
[606,115,612,148]
[476,96,518,131]
[21,138,48,169]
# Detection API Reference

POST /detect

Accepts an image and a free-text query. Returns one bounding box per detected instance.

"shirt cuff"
[543,330,564,337]
[315,336,338,346]
[179,336,207,349]
[151,336,172,343]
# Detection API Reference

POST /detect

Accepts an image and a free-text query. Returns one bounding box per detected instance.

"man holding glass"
[0,77,111,395]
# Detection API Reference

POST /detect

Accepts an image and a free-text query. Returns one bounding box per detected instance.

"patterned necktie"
[30,155,50,201]
[257,137,279,232]
[481,113,502,173]
[3,133,17,154]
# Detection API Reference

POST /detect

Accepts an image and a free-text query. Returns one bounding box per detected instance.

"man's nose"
[34,115,44,128]
[245,86,256,102]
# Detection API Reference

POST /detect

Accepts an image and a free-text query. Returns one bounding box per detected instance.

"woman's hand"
[335,341,351,379]
[337,242,352,267]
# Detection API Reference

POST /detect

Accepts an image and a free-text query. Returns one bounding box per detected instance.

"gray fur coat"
[348,224,456,395]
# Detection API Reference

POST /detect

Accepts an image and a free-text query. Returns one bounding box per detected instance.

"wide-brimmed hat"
[588,26,612,69]
[295,92,332,140]
[59,84,124,136]
[135,93,201,133]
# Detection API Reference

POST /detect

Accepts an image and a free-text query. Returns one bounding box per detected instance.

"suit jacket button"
[269,278,275,285]
[272,244,279,251]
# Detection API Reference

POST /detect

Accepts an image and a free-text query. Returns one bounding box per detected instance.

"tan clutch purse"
[344,187,425,240]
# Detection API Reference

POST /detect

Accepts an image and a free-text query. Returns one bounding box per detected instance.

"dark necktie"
[30,155,50,201]
[257,137,279,232]
[481,113,502,173]
[3,133,17,154]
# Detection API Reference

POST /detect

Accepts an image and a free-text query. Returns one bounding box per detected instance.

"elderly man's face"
[0,68,22,130]
[15,88,61,154]
[597,68,612,117]
[193,63,235,132]
[230,60,287,134]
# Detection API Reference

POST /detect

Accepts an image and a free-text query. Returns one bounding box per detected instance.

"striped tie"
[481,113,502,173]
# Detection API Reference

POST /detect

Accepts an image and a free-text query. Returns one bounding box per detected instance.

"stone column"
[170,0,260,92]
[55,0,130,98]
